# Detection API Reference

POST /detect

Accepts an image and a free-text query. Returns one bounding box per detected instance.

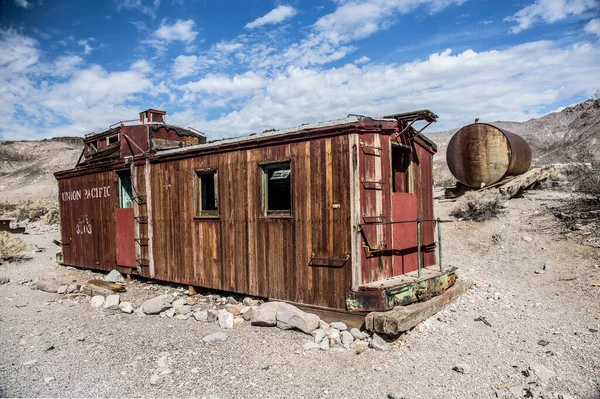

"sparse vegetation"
[433,167,455,188]
[557,163,600,242]
[450,191,506,221]
[0,232,29,262]
[15,199,59,224]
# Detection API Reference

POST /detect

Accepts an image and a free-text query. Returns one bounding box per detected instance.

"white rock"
[313,329,328,344]
[530,363,556,384]
[203,332,228,344]
[207,309,219,322]
[350,328,368,341]
[233,316,244,326]
[330,322,348,331]
[251,302,280,327]
[318,338,330,350]
[176,305,193,315]
[239,305,251,315]
[104,270,125,283]
[303,342,320,350]
[119,302,133,313]
[275,302,320,334]
[218,311,234,329]
[354,340,369,354]
[44,377,55,383]
[172,298,187,307]
[57,285,68,294]
[165,308,176,318]
[149,374,164,385]
[103,294,120,310]
[341,331,354,348]
[193,310,208,321]
[90,296,104,308]
[319,320,330,330]
[369,333,389,351]
[328,329,341,346]
[141,295,173,315]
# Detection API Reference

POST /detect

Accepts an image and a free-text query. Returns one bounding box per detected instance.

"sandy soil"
[0,189,598,399]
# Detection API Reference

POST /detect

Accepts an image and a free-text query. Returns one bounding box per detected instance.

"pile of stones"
[37,269,386,353]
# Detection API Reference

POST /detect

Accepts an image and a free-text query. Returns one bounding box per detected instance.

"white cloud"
[182,71,265,97]
[155,19,198,42]
[354,56,371,64]
[313,0,467,44]
[506,0,599,34]
[115,0,161,19]
[14,0,31,9]
[78,39,93,55]
[53,56,83,77]
[245,5,298,29]
[214,41,243,52]
[0,30,156,139]
[0,29,39,73]
[585,18,600,35]
[170,40,600,139]
[172,55,201,79]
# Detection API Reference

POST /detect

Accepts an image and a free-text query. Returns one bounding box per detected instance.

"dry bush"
[566,164,600,204]
[0,232,29,262]
[450,191,506,221]
[16,199,59,224]
[558,164,600,239]
[433,167,455,188]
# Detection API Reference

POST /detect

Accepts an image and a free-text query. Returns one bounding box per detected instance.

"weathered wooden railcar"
[55,109,456,317]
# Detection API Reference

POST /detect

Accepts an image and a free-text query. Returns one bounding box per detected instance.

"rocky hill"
[0,137,83,203]
[428,99,600,181]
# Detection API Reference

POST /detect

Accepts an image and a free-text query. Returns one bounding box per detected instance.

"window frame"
[390,144,414,194]
[194,168,220,219]
[260,160,293,218]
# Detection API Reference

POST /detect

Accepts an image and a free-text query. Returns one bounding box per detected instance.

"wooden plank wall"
[58,171,118,271]
[150,135,353,310]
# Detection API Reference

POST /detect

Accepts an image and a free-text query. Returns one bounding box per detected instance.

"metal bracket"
[360,141,382,156]
[309,253,350,268]
[361,178,384,190]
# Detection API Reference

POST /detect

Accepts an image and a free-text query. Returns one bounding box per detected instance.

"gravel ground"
[0,189,599,398]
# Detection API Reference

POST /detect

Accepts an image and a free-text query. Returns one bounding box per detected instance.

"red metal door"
[392,193,418,275]
[115,208,136,267]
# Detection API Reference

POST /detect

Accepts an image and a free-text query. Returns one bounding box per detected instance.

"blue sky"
[0,0,599,140]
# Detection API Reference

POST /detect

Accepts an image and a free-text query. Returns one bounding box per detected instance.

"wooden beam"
[365,278,472,335]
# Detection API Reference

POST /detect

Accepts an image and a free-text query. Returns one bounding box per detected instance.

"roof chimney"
[139,109,166,124]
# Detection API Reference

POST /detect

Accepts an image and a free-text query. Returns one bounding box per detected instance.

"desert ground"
[0,189,598,399]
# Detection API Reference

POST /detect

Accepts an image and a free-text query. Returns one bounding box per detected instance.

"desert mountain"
[0,137,83,203]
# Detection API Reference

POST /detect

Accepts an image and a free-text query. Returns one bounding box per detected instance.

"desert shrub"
[0,232,29,262]
[0,203,17,216]
[433,167,455,188]
[450,191,506,221]
[16,199,59,224]
[567,164,600,204]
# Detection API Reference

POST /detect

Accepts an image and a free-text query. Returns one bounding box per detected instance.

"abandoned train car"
[55,108,456,315]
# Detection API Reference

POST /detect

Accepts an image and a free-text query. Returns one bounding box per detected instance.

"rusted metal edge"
[346,267,458,312]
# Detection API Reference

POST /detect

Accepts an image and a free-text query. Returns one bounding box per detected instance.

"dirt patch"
[0,189,598,398]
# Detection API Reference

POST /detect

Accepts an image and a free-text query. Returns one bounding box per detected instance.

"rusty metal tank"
[446,123,532,188]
